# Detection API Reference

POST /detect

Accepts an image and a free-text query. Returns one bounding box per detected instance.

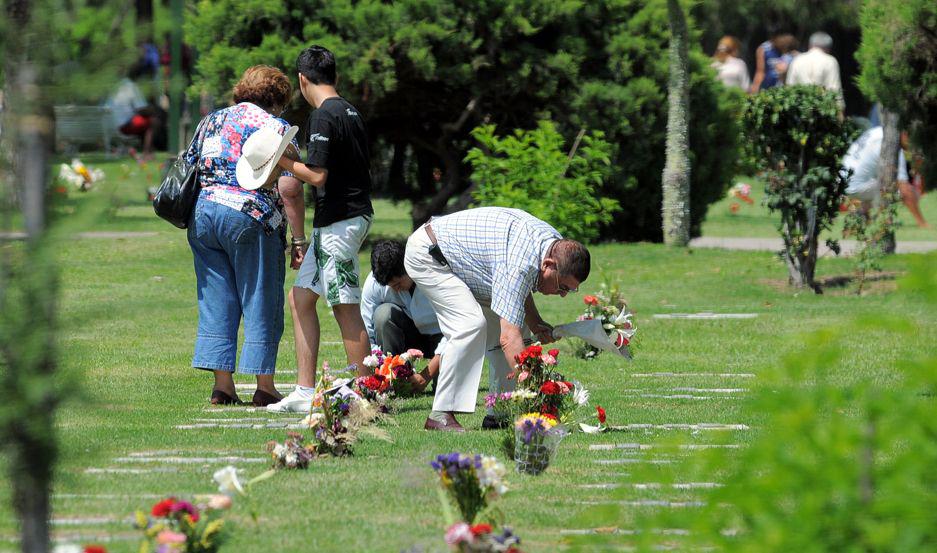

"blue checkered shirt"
[432,207,560,327]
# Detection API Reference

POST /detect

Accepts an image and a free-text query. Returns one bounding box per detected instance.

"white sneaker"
[266,388,314,413]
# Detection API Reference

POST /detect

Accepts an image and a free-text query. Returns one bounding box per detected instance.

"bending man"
[404,207,590,432]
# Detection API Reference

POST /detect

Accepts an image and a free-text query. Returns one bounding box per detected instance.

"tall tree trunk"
[2,2,58,553]
[877,108,900,254]
[662,0,691,246]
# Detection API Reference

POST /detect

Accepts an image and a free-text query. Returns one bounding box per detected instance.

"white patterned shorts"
[294,215,372,306]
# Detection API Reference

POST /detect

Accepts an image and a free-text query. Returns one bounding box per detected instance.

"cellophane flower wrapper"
[513,423,567,476]
[559,291,636,360]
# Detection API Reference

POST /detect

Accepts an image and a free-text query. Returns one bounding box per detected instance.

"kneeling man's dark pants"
[373,303,442,355]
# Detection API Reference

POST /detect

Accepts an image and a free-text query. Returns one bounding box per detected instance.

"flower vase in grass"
[513,413,567,475]
[135,496,231,553]
[487,344,585,458]
[431,453,508,524]
[444,522,524,552]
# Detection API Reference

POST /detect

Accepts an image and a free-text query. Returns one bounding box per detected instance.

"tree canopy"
[188,0,739,240]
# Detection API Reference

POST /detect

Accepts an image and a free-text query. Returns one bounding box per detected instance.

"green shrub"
[740,85,857,292]
[466,121,618,244]
[857,0,937,184]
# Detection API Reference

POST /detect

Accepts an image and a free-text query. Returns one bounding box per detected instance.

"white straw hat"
[236,124,299,190]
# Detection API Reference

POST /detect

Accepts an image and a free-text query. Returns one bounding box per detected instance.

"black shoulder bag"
[152,116,209,229]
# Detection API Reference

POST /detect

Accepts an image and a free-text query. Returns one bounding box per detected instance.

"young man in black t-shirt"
[270,45,374,413]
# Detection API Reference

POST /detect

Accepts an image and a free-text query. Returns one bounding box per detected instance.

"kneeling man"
[361,240,442,390]
[404,207,590,432]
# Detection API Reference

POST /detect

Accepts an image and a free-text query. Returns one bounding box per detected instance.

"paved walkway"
[689,236,937,255]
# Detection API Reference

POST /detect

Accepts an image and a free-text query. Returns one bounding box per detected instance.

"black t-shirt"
[305,97,373,228]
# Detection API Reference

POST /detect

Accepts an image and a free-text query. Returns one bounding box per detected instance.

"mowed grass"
[0,160,934,552]
[702,176,937,242]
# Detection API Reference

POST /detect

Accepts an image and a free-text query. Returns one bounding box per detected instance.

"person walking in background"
[751,30,798,93]
[842,126,929,228]
[711,36,750,92]
[184,65,305,406]
[786,32,844,110]
[267,45,375,414]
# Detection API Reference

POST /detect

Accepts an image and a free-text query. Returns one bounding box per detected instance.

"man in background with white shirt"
[843,126,929,228]
[786,31,844,110]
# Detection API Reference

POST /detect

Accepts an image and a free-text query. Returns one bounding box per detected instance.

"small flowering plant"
[445,522,524,553]
[513,413,568,475]
[266,432,315,469]
[431,453,508,524]
[134,496,230,553]
[574,286,636,360]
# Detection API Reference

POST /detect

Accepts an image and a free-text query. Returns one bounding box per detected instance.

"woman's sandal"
[210,389,242,405]
[251,389,282,407]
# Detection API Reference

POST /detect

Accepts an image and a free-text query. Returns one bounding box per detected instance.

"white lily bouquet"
[554,291,636,360]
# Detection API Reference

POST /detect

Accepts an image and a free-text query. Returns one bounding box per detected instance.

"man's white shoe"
[265,388,314,413]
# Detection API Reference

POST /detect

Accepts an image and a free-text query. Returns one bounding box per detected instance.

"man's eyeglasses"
[554,271,578,294]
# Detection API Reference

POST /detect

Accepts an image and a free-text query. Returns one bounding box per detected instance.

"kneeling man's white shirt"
[360,272,444,353]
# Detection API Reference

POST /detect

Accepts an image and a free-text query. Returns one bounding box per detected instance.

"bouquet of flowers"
[431,453,508,524]
[362,346,426,398]
[57,158,104,192]
[729,182,754,213]
[304,390,389,457]
[134,496,231,553]
[564,287,636,360]
[266,432,315,469]
[487,344,586,457]
[513,413,567,475]
[445,523,523,553]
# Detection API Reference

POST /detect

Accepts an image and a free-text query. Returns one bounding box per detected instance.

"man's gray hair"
[809,32,833,51]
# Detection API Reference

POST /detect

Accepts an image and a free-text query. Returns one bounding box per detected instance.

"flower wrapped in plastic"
[555,286,636,360]
[513,413,567,475]
[488,345,585,457]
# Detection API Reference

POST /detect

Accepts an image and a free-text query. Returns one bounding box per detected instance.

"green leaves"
[466,121,619,244]
[740,86,858,289]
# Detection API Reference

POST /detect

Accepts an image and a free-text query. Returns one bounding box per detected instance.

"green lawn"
[702,176,937,242]
[1,160,935,551]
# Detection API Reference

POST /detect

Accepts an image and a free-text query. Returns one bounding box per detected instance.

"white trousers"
[404,229,524,413]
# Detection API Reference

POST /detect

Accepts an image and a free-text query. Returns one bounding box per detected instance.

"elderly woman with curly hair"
[182,65,306,406]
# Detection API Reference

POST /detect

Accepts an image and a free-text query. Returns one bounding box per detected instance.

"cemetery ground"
[1,159,935,552]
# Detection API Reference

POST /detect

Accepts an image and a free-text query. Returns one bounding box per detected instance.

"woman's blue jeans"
[187,198,285,375]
